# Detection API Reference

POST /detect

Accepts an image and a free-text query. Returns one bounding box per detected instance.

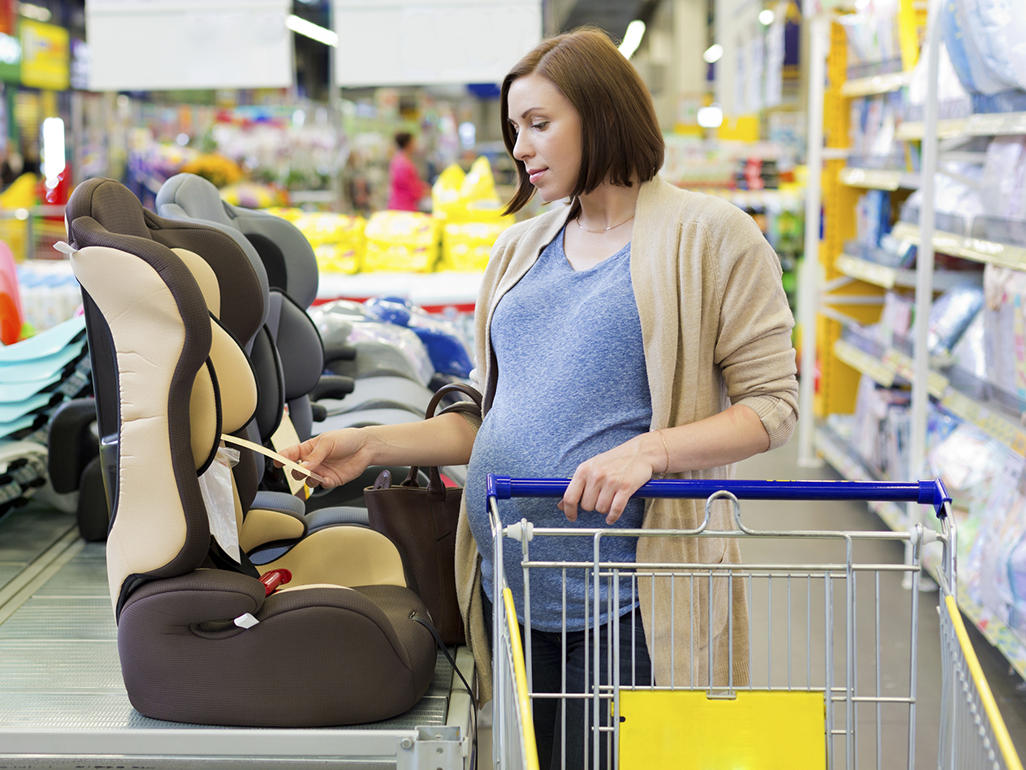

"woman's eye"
[532,121,549,131]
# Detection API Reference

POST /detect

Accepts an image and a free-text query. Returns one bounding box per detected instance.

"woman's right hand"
[277,428,371,489]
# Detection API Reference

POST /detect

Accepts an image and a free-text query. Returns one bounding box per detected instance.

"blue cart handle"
[485,475,952,516]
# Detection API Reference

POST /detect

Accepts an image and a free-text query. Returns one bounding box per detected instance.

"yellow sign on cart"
[618,690,826,769]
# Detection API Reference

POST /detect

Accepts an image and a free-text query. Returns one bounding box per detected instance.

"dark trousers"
[484,595,653,769]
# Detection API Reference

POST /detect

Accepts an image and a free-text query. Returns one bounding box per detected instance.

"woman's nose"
[513,131,531,162]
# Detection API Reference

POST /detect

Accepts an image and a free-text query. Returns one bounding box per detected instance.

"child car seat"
[63,198,437,727]
[156,174,441,431]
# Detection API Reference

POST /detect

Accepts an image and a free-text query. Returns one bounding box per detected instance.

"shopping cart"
[486,475,1024,770]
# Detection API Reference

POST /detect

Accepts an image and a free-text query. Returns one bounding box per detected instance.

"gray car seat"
[64,202,437,726]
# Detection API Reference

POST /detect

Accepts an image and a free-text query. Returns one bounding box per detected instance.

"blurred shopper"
[387,131,428,211]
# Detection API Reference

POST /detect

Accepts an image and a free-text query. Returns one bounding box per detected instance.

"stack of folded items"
[0,316,91,516]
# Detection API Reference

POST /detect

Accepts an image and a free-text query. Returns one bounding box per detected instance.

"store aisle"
[736,438,1026,768]
[479,437,1026,769]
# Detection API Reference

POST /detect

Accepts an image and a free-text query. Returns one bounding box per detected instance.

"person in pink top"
[387,132,428,211]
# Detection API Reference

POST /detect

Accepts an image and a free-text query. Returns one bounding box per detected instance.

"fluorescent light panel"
[618,20,645,60]
[286,13,337,47]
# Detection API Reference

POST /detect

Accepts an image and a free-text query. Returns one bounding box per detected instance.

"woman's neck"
[575,182,641,231]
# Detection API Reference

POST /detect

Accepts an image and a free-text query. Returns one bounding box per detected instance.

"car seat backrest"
[67,222,217,615]
[225,203,318,308]
[69,224,261,616]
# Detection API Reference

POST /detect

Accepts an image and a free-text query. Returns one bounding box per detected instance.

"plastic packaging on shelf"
[432,157,510,224]
[964,0,1026,93]
[928,282,985,360]
[362,211,440,273]
[982,263,1026,400]
[856,190,892,247]
[440,220,510,272]
[363,296,474,378]
[980,137,1026,225]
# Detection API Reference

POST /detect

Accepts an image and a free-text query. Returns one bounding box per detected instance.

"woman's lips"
[528,169,546,184]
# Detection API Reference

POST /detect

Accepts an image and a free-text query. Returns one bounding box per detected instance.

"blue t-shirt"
[464,226,653,631]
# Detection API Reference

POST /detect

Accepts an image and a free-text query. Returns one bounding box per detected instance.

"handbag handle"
[402,382,483,492]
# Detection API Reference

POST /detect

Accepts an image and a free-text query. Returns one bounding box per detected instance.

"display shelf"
[879,348,949,399]
[836,253,968,292]
[702,188,805,208]
[891,222,1026,270]
[938,389,1026,455]
[833,338,896,387]
[315,271,482,312]
[834,333,1026,455]
[817,427,1026,679]
[840,70,912,98]
[897,112,1026,141]
[838,167,918,191]
[957,589,1026,681]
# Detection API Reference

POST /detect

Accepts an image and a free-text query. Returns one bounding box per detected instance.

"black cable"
[412,615,479,770]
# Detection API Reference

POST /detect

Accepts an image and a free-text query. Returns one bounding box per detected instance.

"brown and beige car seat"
[63,185,437,726]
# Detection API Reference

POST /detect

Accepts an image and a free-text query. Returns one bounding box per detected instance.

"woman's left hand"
[559,433,664,525]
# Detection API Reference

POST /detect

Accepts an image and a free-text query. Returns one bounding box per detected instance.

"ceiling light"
[618,20,646,60]
[286,14,338,47]
[759,9,776,25]
[703,44,724,64]
[697,105,723,128]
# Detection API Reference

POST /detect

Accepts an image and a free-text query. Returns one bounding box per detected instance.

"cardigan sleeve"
[711,211,799,449]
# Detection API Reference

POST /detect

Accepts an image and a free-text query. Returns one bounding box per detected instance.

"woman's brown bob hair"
[500,27,664,216]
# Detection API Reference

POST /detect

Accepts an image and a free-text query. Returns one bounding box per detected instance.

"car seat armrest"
[322,341,357,364]
[119,570,266,625]
[311,403,327,423]
[47,398,100,493]
[311,374,355,401]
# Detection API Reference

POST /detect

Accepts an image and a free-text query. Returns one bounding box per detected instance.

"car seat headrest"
[156,173,237,229]
[66,178,152,241]
[157,173,319,308]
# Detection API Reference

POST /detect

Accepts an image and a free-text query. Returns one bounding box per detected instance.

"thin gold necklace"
[575,213,635,233]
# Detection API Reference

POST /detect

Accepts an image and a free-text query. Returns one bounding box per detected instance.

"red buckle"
[259,568,293,595]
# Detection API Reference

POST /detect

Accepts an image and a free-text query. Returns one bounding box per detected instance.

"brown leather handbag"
[363,382,482,646]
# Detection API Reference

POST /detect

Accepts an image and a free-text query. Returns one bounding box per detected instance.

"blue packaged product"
[928,282,984,358]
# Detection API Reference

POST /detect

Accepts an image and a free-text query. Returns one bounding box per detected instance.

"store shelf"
[879,348,949,399]
[703,188,805,208]
[897,112,1026,141]
[833,338,896,387]
[817,427,1026,679]
[834,333,1026,455]
[840,70,912,98]
[956,589,1026,681]
[835,253,968,292]
[891,222,1026,270]
[938,389,1026,455]
[839,167,917,191]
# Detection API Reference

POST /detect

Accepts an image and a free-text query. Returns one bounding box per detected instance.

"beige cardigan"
[455,176,799,702]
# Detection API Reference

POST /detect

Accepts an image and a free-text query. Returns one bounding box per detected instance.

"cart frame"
[487,475,1023,770]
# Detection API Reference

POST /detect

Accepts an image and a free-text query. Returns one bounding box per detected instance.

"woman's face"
[506,73,582,202]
